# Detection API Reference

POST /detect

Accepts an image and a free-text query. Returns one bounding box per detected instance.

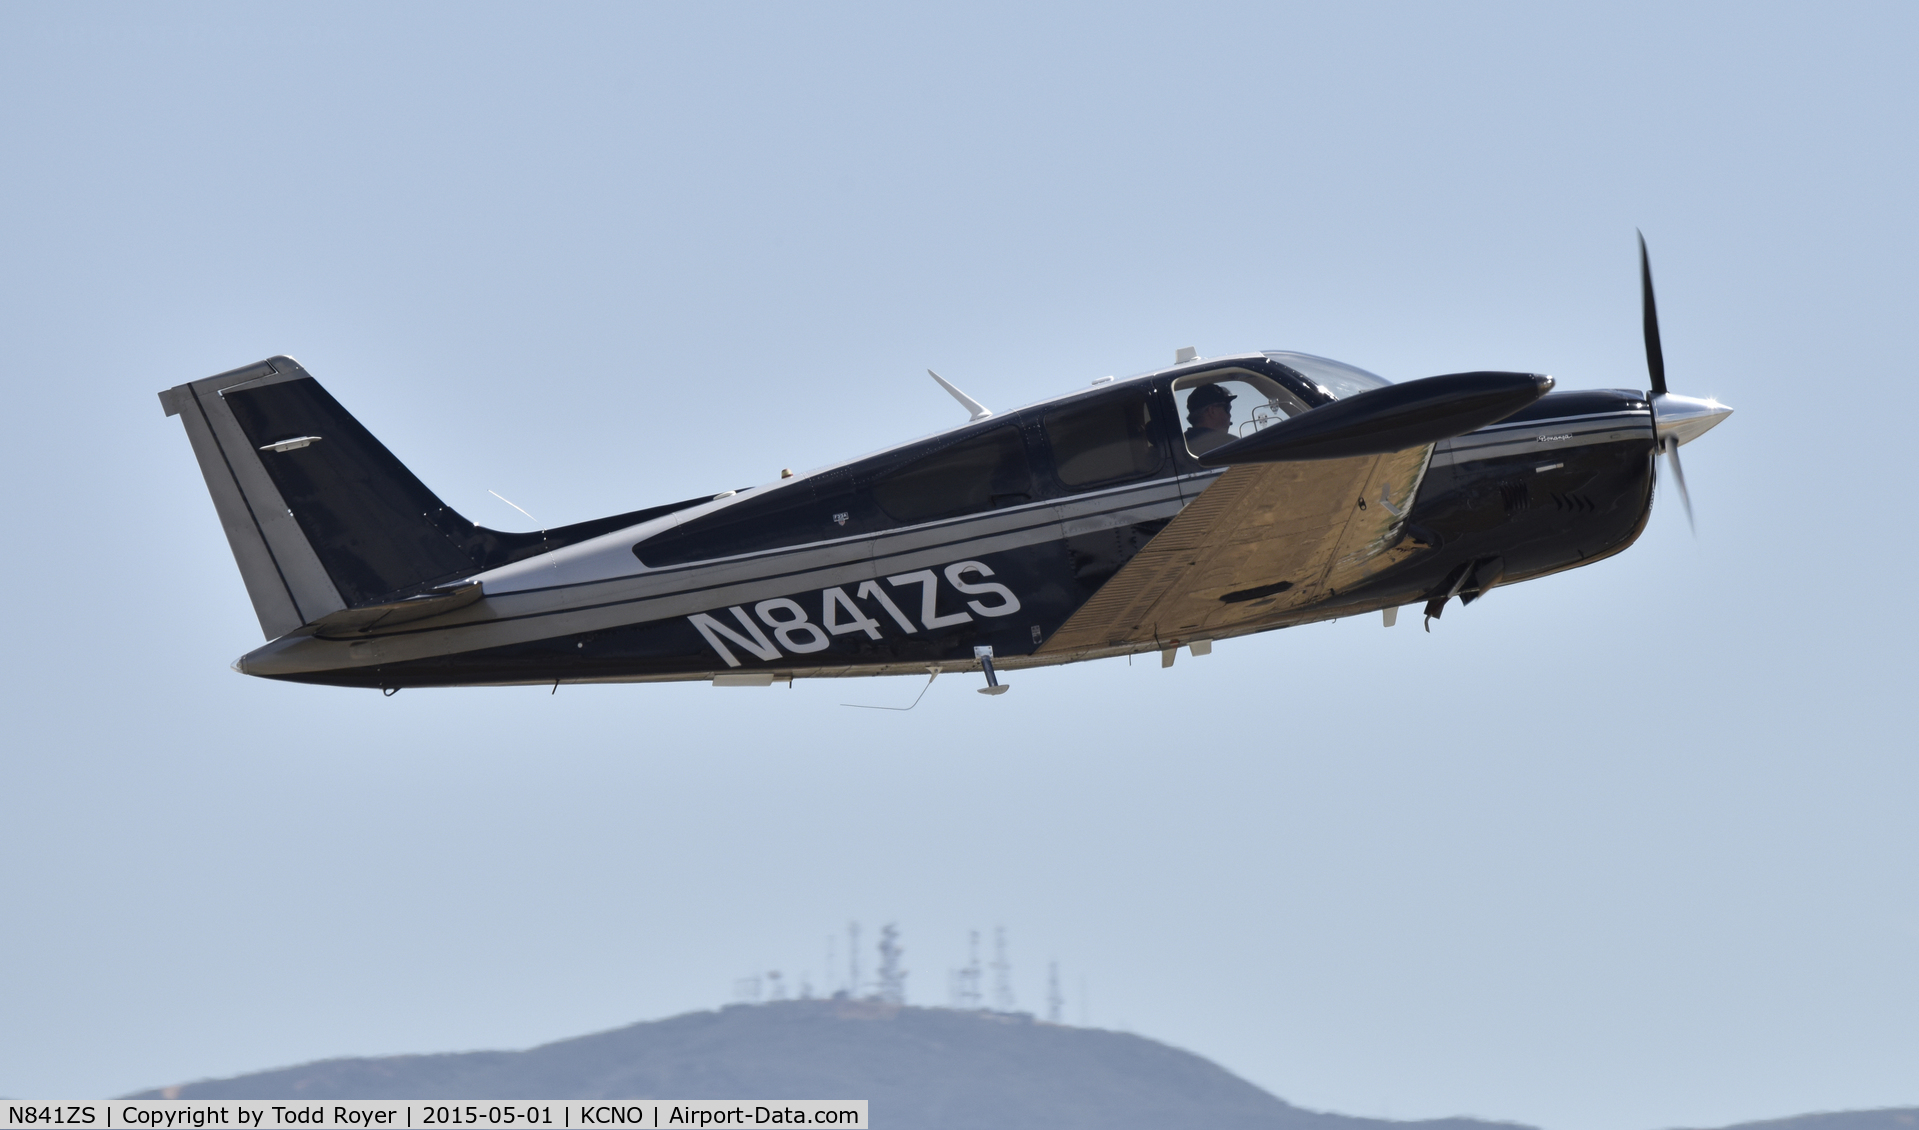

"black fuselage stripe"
[338,489,1177,641]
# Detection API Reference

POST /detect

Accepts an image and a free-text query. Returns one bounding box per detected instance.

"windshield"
[1265,351,1391,399]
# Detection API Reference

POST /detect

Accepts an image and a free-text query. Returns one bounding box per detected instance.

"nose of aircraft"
[1651,392,1733,448]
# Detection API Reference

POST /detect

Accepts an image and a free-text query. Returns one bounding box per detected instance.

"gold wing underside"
[1037,445,1433,654]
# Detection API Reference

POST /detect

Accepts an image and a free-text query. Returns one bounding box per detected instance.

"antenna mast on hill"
[992,927,1015,1012]
[876,923,907,1004]
[1047,961,1064,1023]
[848,922,862,998]
[955,930,983,1009]
[826,934,838,997]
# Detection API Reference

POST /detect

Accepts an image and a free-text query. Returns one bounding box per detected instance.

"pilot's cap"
[1187,383,1237,412]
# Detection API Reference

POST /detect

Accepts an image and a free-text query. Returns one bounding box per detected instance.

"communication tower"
[1047,961,1064,1023]
[992,927,1015,1011]
[848,921,861,998]
[955,930,983,1009]
[876,923,907,1004]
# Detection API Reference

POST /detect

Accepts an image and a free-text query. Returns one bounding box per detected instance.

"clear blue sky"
[2,5,1915,1129]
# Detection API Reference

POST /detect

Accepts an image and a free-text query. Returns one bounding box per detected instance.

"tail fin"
[160,356,501,638]
[163,357,717,640]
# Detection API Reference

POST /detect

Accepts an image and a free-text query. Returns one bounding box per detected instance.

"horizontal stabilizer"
[1200,371,1553,466]
[305,580,484,636]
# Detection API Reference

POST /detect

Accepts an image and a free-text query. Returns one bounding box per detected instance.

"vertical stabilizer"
[160,356,485,639]
[164,356,722,642]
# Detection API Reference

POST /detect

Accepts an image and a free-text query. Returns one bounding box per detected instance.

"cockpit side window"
[1170,370,1312,459]
[873,425,1033,523]
[1044,393,1166,489]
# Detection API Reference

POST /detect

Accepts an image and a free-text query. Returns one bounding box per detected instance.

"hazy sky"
[2,5,1915,1130]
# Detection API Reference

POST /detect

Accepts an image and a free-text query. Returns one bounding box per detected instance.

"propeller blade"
[1663,438,1694,534]
[1639,230,1668,397]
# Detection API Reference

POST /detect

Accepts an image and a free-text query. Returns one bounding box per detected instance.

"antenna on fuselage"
[927,369,992,422]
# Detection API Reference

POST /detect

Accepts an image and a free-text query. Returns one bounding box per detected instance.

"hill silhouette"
[126,1001,1919,1130]
[1680,1116,1919,1130]
[126,1000,1516,1130]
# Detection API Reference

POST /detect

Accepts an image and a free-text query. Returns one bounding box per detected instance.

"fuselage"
[233,352,1656,689]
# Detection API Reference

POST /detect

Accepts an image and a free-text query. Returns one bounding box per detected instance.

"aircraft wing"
[1036,445,1433,656]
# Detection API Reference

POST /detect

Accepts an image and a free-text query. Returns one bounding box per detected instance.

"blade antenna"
[1638,230,1668,397]
[489,489,542,530]
[927,370,993,422]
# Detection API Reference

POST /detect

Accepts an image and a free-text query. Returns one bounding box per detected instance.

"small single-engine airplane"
[162,237,1729,695]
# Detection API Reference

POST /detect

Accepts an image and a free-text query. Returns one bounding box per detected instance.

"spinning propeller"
[1638,231,1732,531]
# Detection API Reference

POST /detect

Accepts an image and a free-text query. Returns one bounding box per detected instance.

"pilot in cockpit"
[1183,383,1237,455]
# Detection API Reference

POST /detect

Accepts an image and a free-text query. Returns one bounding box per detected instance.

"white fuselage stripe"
[1431,410,1650,468]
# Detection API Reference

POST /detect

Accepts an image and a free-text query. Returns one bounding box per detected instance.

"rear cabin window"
[873,425,1033,523]
[1045,394,1166,489]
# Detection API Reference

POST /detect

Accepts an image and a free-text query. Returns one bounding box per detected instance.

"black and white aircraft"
[161,238,1729,695]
